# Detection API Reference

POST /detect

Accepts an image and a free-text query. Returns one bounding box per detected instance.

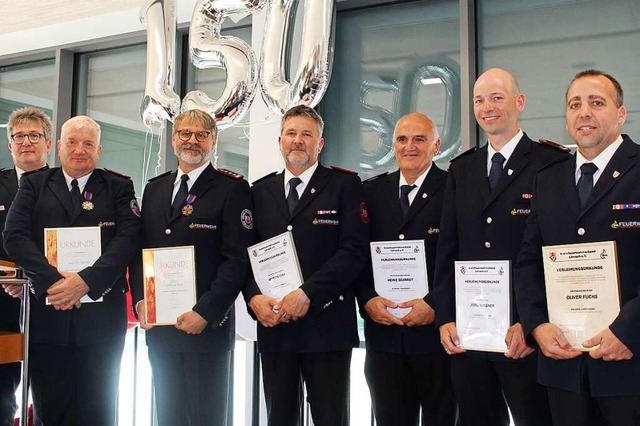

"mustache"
[179,143,204,153]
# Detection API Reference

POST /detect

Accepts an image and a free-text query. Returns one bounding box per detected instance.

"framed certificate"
[142,246,197,326]
[370,240,428,318]
[248,231,303,300]
[542,241,620,350]
[455,260,511,352]
[44,226,102,303]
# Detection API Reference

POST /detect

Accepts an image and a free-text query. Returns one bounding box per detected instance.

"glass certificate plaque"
[542,241,620,351]
[370,240,428,318]
[455,260,511,352]
[248,231,303,300]
[142,246,197,326]
[44,226,102,303]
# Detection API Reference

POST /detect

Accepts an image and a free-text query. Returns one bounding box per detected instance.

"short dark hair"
[281,105,324,136]
[567,70,624,107]
[7,107,53,142]
[174,109,218,140]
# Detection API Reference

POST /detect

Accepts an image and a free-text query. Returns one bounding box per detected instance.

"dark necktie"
[488,152,506,192]
[172,174,189,216]
[400,184,415,219]
[577,162,598,208]
[287,177,302,215]
[70,179,82,216]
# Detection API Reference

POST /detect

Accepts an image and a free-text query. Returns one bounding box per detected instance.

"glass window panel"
[187,25,252,178]
[478,0,640,148]
[0,60,55,169]
[323,0,461,180]
[77,45,150,195]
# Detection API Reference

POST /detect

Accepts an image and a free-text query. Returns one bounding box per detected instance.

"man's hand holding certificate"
[44,226,101,309]
[248,231,304,301]
[369,240,429,319]
[142,246,197,326]
[542,241,621,351]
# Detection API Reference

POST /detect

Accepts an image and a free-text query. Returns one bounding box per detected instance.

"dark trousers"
[0,363,20,426]
[261,350,352,426]
[30,337,125,426]
[451,352,551,426]
[548,384,640,425]
[365,350,457,426]
[148,349,232,426]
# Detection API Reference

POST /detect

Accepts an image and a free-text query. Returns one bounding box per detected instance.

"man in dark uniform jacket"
[432,68,567,426]
[356,112,456,426]
[515,70,640,425]
[0,107,51,426]
[3,115,141,426]
[130,109,254,426]
[243,105,369,426]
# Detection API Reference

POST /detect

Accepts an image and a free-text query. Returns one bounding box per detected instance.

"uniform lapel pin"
[422,193,427,199]
[613,171,620,178]
[310,188,316,194]
[507,169,513,176]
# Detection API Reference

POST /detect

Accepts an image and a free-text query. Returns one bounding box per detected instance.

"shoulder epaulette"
[363,171,389,184]
[251,171,277,186]
[148,170,173,182]
[450,146,478,162]
[538,139,571,153]
[22,165,48,176]
[104,168,131,179]
[217,168,244,180]
[330,165,358,175]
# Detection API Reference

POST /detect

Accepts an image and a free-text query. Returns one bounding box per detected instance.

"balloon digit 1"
[140,0,181,128]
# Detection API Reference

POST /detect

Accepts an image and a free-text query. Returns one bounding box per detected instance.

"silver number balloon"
[140,0,181,127]
[182,0,267,130]
[260,0,335,116]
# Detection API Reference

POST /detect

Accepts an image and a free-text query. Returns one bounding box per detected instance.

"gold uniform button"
[165,229,171,235]
[287,225,293,231]
[485,241,491,248]
[486,217,492,224]
[399,234,405,240]
[577,228,585,236]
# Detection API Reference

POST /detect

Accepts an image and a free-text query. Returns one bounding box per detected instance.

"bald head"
[473,68,525,148]
[395,113,439,139]
[474,68,520,97]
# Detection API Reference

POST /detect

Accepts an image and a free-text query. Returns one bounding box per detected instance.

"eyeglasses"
[175,129,211,143]
[11,132,45,145]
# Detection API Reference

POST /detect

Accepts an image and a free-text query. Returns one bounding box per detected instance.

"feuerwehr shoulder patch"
[130,199,141,217]
[241,209,253,229]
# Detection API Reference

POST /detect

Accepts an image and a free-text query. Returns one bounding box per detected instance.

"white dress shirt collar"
[284,162,319,197]
[486,129,524,175]
[399,165,432,205]
[575,135,623,185]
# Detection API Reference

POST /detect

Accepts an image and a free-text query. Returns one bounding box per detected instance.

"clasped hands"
[249,288,310,328]
[3,271,89,311]
[364,296,434,327]
[46,272,90,310]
